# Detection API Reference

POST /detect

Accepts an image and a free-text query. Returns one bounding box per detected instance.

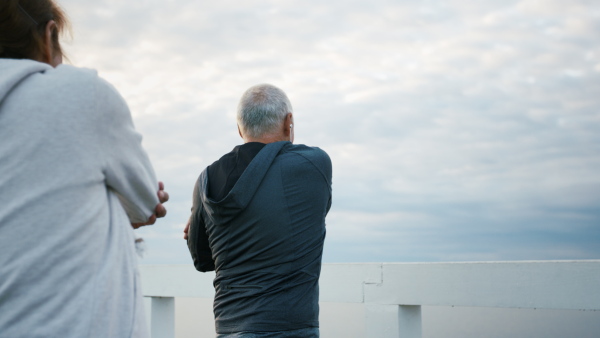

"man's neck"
[243,134,288,144]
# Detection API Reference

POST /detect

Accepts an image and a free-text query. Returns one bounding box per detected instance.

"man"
[184,84,332,337]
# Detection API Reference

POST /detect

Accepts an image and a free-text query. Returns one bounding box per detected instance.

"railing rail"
[141,260,600,338]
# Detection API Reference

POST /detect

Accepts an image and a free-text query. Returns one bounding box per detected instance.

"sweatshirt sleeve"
[188,174,215,272]
[95,76,159,223]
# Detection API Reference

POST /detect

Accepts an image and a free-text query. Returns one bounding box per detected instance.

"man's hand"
[132,181,169,229]
[183,217,191,240]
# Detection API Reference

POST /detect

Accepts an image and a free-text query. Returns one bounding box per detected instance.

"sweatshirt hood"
[0,59,51,102]
[201,141,289,225]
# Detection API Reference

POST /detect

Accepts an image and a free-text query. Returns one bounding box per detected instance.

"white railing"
[140,260,600,338]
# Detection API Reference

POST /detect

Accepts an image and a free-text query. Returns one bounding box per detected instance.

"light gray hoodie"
[0,59,158,337]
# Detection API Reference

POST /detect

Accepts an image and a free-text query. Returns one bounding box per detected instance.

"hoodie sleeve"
[95,76,159,224]
[188,174,215,272]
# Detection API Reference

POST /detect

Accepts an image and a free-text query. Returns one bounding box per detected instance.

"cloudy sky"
[59,0,600,264]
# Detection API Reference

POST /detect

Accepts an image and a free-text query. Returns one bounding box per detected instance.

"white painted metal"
[141,264,215,298]
[140,260,600,338]
[365,304,400,338]
[363,261,600,310]
[319,263,382,302]
[150,297,175,338]
[365,305,422,338]
[143,297,151,334]
[398,306,422,338]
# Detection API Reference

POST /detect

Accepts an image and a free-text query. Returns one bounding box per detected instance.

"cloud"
[59,0,600,263]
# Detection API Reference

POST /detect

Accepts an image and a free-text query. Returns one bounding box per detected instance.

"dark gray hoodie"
[188,141,332,334]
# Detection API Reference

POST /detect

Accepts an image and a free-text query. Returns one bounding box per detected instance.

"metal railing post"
[150,296,175,338]
[365,304,422,338]
[399,305,422,338]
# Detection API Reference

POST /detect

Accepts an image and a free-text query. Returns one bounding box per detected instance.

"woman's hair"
[0,0,69,61]
[237,84,293,139]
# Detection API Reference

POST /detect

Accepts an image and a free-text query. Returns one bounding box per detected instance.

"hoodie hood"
[200,140,289,225]
[0,59,51,102]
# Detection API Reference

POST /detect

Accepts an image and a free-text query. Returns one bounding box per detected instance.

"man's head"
[237,84,294,144]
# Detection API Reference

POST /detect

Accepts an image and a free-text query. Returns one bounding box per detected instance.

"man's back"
[188,141,332,334]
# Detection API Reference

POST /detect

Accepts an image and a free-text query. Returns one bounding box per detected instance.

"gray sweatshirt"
[0,59,158,337]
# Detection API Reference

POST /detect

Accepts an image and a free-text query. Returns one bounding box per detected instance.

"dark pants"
[216,327,319,338]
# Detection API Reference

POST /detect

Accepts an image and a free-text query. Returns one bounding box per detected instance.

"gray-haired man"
[185,84,332,337]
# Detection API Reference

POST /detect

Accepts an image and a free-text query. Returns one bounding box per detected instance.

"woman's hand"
[132,181,169,229]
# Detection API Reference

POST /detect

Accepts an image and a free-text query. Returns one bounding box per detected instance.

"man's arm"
[186,177,215,272]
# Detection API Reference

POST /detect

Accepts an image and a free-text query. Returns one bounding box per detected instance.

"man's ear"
[238,125,243,139]
[284,113,294,143]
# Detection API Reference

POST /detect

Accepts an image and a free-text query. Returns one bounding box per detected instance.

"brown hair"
[0,0,70,62]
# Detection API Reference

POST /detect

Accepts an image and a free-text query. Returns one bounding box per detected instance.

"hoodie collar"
[200,141,290,224]
[0,59,51,103]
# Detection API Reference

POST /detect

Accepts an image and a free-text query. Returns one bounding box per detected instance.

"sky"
[58,0,600,265]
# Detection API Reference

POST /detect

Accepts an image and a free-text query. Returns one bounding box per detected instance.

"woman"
[0,1,167,337]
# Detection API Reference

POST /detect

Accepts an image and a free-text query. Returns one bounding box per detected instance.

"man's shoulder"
[283,143,330,161]
[281,143,332,181]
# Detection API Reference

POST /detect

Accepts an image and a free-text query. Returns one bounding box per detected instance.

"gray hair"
[237,84,293,139]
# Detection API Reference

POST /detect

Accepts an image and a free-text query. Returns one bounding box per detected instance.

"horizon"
[58,0,600,266]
